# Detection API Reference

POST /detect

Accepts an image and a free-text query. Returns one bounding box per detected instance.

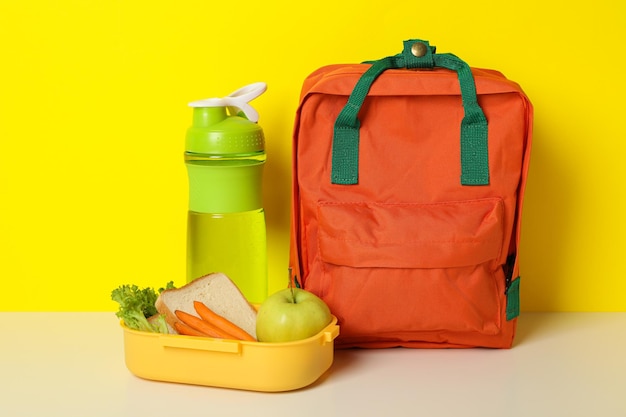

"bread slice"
[155,272,257,339]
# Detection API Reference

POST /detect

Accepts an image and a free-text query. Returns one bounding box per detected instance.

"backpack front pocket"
[309,198,507,343]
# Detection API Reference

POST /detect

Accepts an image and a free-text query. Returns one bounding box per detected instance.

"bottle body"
[187,209,267,302]
[185,152,267,303]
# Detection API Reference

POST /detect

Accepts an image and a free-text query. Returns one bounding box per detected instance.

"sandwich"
[155,272,257,339]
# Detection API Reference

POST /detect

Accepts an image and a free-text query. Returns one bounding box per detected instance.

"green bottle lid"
[186,82,266,155]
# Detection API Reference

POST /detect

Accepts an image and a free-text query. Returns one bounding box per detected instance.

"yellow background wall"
[1,1,624,312]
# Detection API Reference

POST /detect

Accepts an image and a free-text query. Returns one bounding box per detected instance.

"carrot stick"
[174,310,234,339]
[174,321,206,337]
[193,301,256,341]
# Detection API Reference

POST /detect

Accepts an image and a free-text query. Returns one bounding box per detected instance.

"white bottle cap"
[188,82,267,123]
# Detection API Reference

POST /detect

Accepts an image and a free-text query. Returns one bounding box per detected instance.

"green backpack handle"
[331,39,489,186]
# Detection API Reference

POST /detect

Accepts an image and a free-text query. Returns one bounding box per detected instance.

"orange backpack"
[289,39,533,348]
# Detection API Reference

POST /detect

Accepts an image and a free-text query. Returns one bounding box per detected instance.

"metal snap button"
[411,42,427,57]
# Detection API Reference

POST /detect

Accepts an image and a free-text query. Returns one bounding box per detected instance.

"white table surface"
[1,312,624,417]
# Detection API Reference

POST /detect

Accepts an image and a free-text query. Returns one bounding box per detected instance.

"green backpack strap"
[331,39,489,186]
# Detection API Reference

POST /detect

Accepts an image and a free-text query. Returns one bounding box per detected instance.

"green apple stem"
[288,267,296,304]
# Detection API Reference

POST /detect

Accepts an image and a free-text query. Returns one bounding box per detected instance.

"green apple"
[256,288,332,343]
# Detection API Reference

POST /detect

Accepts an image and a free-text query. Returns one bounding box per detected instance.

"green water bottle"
[185,82,268,303]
